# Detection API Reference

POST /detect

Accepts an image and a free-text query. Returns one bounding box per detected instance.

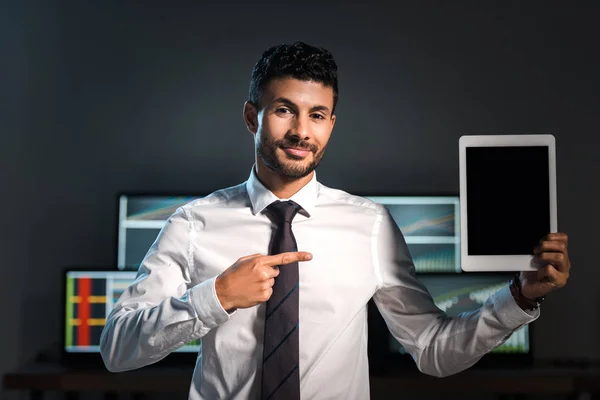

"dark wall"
[2,1,599,396]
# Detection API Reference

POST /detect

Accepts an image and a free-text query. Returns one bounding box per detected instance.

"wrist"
[215,275,234,312]
[509,273,544,311]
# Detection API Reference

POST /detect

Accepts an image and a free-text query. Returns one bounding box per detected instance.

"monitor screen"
[389,273,529,355]
[64,270,201,354]
[117,195,200,270]
[368,196,461,273]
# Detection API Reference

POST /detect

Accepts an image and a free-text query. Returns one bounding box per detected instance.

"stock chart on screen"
[64,270,201,353]
[118,195,200,270]
[368,196,461,273]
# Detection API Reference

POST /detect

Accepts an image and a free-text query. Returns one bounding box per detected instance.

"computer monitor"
[117,194,201,270]
[367,196,461,273]
[62,269,199,366]
[368,272,532,374]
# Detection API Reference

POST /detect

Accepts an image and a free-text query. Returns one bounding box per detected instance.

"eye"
[276,107,292,114]
[311,113,326,120]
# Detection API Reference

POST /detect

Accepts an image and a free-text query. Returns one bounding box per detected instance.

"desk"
[3,363,600,399]
[372,367,599,398]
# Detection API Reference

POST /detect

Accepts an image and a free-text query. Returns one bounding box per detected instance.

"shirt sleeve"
[371,206,539,377]
[99,206,232,372]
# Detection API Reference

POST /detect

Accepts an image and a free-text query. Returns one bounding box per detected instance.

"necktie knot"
[266,200,300,224]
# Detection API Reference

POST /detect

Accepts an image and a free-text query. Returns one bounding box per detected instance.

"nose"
[291,114,310,140]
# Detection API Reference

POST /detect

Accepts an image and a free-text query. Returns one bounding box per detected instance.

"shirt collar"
[246,166,318,218]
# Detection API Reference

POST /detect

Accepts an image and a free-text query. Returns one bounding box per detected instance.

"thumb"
[521,271,537,283]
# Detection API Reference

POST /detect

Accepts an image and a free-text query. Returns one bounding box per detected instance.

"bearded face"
[245,78,336,181]
[256,133,327,179]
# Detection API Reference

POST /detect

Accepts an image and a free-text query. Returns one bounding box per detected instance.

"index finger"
[261,251,313,267]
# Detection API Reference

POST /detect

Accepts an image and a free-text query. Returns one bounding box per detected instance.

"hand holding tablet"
[521,231,570,299]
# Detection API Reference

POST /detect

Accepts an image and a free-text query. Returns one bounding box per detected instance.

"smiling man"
[100,41,571,400]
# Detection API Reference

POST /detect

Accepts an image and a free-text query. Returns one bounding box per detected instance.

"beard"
[256,134,326,179]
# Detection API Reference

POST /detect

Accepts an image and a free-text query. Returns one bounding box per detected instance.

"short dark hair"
[248,41,339,114]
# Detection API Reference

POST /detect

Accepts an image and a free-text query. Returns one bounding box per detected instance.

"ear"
[243,101,259,135]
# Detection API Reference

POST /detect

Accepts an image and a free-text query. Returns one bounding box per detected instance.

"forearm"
[100,277,230,372]
[375,285,538,378]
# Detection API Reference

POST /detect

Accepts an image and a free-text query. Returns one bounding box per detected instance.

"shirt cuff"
[492,285,540,329]
[189,276,233,329]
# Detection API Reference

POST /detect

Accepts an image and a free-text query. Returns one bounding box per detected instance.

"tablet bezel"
[459,134,557,272]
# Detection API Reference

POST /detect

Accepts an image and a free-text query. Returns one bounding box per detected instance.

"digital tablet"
[459,134,557,272]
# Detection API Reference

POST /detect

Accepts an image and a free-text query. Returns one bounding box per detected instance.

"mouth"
[281,146,312,158]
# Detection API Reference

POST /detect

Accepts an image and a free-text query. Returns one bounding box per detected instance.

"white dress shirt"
[100,168,539,400]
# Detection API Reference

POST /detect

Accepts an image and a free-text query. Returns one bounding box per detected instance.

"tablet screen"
[466,146,550,256]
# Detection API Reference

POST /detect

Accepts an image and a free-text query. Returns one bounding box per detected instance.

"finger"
[259,266,280,280]
[263,266,280,279]
[261,251,313,267]
[540,264,567,288]
[533,240,568,256]
[540,232,568,245]
[261,287,273,302]
[238,253,264,262]
[534,251,569,273]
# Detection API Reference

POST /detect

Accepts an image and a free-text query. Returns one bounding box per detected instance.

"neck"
[255,161,313,199]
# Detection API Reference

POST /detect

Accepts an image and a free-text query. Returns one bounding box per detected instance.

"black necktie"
[261,200,301,400]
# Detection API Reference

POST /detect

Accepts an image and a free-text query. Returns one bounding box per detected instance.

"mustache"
[275,138,318,153]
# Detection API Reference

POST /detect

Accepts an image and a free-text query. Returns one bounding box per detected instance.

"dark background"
[2,1,599,399]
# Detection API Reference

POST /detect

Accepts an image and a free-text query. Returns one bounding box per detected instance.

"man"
[100,41,571,399]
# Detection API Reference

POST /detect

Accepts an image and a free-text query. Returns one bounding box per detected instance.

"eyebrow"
[273,97,331,114]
